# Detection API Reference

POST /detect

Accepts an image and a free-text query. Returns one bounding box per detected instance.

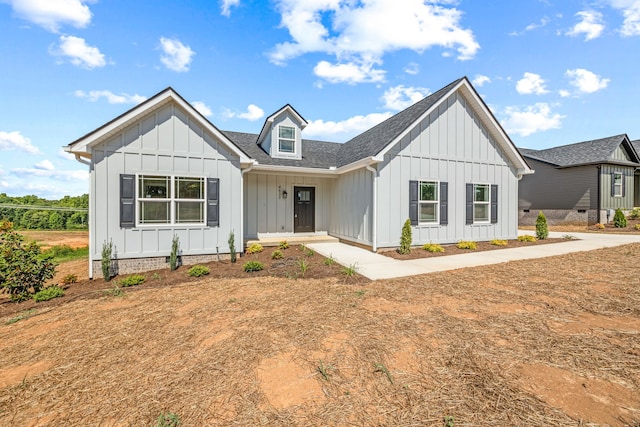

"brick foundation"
[92,253,231,279]
[518,209,604,226]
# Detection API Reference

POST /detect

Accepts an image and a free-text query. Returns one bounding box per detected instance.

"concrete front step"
[245,234,339,247]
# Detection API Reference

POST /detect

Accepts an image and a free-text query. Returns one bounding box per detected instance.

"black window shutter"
[465,183,473,225]
[120,174,135,228]
[611,173,615,196]
[409,180,418,225]
[439,182,448,225]
[491,184,498,224]
[622,173,626,197]
[207,178,219,227]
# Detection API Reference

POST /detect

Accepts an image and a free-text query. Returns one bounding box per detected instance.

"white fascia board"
[250,163,338,177]
[335,157,381,175]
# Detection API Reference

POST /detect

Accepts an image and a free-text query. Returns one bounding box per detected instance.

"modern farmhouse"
[66,77,533,278]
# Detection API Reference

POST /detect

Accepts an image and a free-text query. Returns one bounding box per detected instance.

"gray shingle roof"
[521,134,640,167]
[632,139,640,156]
[223,130,341,169]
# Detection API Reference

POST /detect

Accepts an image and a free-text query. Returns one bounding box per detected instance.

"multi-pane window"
[473,184,490,223]
[138,175,204,224]
[278,125,295,153]
[613,172,623,197]
[419,181,438,223]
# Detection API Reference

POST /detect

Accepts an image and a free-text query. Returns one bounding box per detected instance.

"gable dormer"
[256,104,307,160]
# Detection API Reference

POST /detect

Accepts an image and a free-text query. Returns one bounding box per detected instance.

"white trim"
[417,179,440,225]
[257,105,308,146]
[613,172,623,197]
[472,182,491,224]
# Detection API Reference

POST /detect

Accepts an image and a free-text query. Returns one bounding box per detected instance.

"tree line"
[0,193,88,230]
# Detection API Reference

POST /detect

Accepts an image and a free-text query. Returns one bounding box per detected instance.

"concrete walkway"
[306,231,640,280]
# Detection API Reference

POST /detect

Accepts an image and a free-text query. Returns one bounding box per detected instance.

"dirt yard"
[0,235,639,425]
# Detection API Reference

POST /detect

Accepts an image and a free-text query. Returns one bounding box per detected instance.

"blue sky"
[1,0,639,198]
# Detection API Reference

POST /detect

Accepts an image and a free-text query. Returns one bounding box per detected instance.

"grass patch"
[33,285,64,302]
[43,244,88,263]
[155,412,180,427]
[342,263,358,277]
[323,254,336,265]
[6,309,36,325]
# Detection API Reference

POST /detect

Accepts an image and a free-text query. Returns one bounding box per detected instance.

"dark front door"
[294,186,315,233]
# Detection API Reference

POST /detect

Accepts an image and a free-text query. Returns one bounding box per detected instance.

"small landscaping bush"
[630,208,640,219]
[119,274,145,287]
[278,240,289,250]
[613,208,627,228]
[246,243,264,254]
[324,254,336,265]
[517,234,537,242]
[228,231,237,263]
[155,412,180,427]
[298,259,309,276]
[490,239,508,246]
[635,224,640,231]
[33,285,64,302]
[187,265,210,277]
[398,219,412,254]
[243,260,264,272]
[422,243,444,253]
[271,250,284,260]
[456,240,477,250]
[342,263,358,277]
[595,223,605,229]
[62,274,78,285]
[101,240,113,282]
[535,211,549,240]
[169,235,180,271]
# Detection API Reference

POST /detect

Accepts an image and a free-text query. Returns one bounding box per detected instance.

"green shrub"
[119,274,145,287]
[278,240,289,250]
[101,240,113,282]
[62,274,78,285]
[456,240,477,250]
[298,259,309,276]
[517,234,537,242]
[169,234,180,271]
[243,260,264,272]
[613,208,627,228]
[324,254,336,265]
[489,239,508,246]
[635,224,640,231]
[155,412,180,427]
[422,243,444,253]
[271,250,284,260]
[0,221,56,301]
[187,265,210,277]
[630,208,640,219]
[398,219,412,254]
[246,243,264,254]
[535,211,549,240]
[228,231,237,263]
[33,285,64,302]
[342,263,358,277]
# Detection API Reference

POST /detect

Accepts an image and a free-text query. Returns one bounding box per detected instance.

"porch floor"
[245,234,339,247]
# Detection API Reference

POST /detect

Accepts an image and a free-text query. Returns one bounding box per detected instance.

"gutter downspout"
[365,163,377,252]
[240,162,255,252]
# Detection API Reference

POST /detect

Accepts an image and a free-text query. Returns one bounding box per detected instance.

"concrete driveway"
[306,231,640,280]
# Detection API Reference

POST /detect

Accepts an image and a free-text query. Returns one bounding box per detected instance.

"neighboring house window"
[418,181,439,223]
[409,181,448,226]
[278,125,295,153]
[612,172,623,197]
[466,184,498,225]
[136,175,205,225]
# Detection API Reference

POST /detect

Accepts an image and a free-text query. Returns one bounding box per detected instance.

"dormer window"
[278,125,295,153]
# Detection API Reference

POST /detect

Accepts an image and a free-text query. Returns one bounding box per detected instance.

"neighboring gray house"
[633,139,640,207]
[519,134,640,226]
[66,77,532,278]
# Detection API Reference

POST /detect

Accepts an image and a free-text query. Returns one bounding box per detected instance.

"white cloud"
[502,103,564,137]
[510,17,550,36]
[607,0,640,36]
[304,112,392,140]
[313,59,385,84]
[53,35,106,69]
[472,74,491,87]
[224,104,264,121]
[516,72,549,95]
[382,85,430,111]
[11,162,89,181]
[566,10,605,40]
[74,90,146,104]
[192,101,213,117]
[565,68,610,93]
[404,62,419,75]
[34,160,55,171]
[58,148,76,161]
[3,0,93,32]
[220,0,240,17]
[559,89,571,97]
[0,131,41,154]
[159,37,195,72]
[269,0,479,83]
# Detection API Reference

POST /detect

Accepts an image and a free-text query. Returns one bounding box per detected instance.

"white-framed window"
[278,125,295,153]
[473,184,490,223]
[613,172,623,197]
[418,181,439,223]
[138,175,205,225]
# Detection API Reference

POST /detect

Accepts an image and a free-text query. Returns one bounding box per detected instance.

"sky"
[1,0,639,199]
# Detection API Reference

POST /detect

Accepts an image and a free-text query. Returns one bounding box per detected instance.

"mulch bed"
[381,237,568,260]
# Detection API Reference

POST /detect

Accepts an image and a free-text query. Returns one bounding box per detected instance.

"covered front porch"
[244,231,339,248]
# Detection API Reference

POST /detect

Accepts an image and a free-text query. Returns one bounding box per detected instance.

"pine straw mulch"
[1,244,640,426]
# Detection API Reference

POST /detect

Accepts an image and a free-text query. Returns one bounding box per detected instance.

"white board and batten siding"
[243,172,333,238]
[376,92,519,247]
[90,103,242,261]
[330,168,373,245]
